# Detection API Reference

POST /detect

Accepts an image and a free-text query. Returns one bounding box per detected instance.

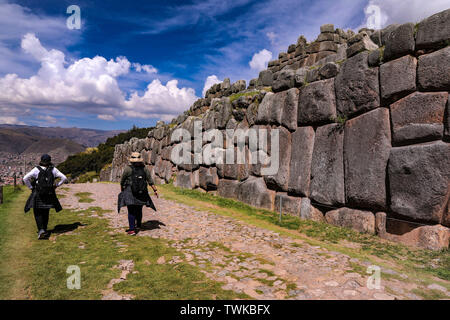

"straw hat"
[129,152,144,163]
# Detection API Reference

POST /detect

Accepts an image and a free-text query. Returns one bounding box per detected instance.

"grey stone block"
[388,141,450,224]
[344,108,391,210]
[380,55,417,104]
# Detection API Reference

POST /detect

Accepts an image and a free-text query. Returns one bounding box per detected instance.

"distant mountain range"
[0,124,123,149]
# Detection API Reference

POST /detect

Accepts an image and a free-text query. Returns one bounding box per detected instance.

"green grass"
[0,186,33,299]
[158,183,450,286]
[0,191,247,299]
[229,91,260,103]
[77,171,99,183]
[74,192,94,203]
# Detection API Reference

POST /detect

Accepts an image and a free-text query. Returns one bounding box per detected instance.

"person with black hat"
[23,154,68,239]
[118,152,158,236]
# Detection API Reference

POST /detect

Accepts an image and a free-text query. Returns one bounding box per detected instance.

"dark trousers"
[33,208,50,231]
[127,205,143,231]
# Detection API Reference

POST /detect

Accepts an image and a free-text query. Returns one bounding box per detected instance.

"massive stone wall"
[107,9,450,249]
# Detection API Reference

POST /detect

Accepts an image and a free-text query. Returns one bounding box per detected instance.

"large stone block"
[280,88,299,131]
[388,141,450,224]
[300,198,324,222]
[217,179,240,199]
[310,124,345,206]
[380,55,417,104]
[417,225,450,250]
[258,70,274,86]
[383,23,415,61]
[418,46,450,91]
[325,208,375,234]
[275,193,302,216]
[390,92,448,145]
[416,9,450,49]
[298,78,336,125]
[264,127,291,191]
[256,93,274,124]
[174,170,195,189]
[272,69,295,93]
[288,127,315,197]
[237,177,275,210]
[335,52,380,117]
[346,33,378,58]
[344,108,391,210]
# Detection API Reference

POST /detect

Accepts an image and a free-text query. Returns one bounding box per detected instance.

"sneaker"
[38,229,46,240]
[127,230,136,236]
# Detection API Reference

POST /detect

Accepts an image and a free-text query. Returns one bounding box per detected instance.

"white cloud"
[0,33,198,123]
[132,63,158,74]
[0,116,25,125]
[266,32,277,45]
[98,114,116,121]
[363,0,450,29]
[123,79,198,120]
[202,75,221,97]
[249,49,272,72]
[0,1,78,77]
[37,115,57,124]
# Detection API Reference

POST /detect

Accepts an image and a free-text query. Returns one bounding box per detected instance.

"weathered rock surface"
[390,92,448,145]
[417,225,450,250]
[264,127,291,191]
[416,9,450,49]
[272,69,295,92]
[418,46,450,91]
[375,212,387,235]
[298,78,336,125]
[344,108,391,210]
[335,52,380,117]
[388,141,450,224]
[288,127,315,197]
[380,55,417,104]
[280,88,299,131]
[175,170,195,189]
[325,208,375,234]
[445,96,450,140]
[237,177,275,210]
[310,123,345,206]
[199,167,219,190]
[383,23,415,61]
[217,179,240,199]
[275,193,302,216]
[300,198,324,222]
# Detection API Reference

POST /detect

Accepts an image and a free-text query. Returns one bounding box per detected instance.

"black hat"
[40,154,52,165]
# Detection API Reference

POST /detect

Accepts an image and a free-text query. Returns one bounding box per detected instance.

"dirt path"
[58,183,448,300]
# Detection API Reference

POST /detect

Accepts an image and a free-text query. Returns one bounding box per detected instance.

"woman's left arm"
[53,168,68,187]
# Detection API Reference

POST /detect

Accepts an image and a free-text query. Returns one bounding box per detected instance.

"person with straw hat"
[118,152,158,235]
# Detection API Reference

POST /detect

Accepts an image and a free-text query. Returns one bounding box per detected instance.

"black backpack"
[131,166,148,197]
[36,166,55,197]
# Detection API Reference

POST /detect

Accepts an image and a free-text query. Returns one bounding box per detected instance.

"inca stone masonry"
[103,9,450,250]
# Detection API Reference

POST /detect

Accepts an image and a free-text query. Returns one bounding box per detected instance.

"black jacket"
[117,186,156,213]
[25,188,63,213]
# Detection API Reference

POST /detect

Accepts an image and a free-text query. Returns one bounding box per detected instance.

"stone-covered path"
[58,183,447,300]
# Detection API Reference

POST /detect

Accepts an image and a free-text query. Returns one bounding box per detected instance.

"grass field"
[0,186,245,300]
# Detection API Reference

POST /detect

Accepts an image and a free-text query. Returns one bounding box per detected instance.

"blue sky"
[0,0,448,130]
